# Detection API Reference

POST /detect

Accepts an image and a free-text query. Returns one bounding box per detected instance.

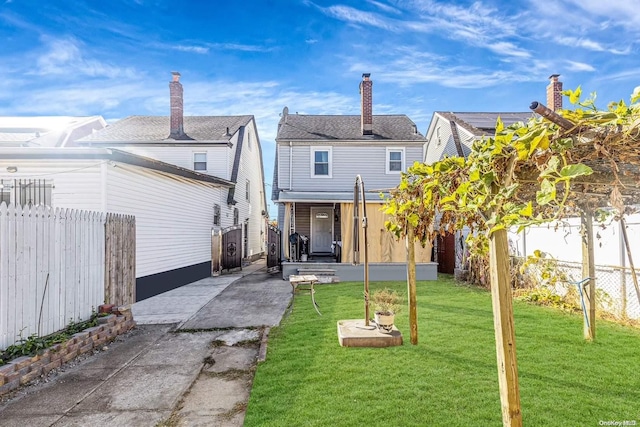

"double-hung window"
[194,152,207,171]
[386,148,405,174]
[311,147,332,177]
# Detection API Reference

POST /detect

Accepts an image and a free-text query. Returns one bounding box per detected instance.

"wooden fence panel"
[104,213,136,307]
[0,204,107,350]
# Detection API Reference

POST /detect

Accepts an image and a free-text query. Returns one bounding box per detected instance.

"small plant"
[0,313,100,366]
[369,288,402,315]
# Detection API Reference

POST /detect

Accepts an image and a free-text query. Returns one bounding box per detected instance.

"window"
[193,152,207,171]
[246,180,250,201]
[213,204,221,226]
[386,148,405,174]
[311,147,332,177]
[233,208,239,225]
[0,181,10,206]
[0,179,53,207]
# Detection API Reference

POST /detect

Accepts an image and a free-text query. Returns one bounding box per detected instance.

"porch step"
[296,268,340,283]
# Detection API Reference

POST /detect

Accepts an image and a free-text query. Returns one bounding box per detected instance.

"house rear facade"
[272,74,435,280]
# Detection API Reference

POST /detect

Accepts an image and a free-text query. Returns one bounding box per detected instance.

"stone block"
[97,314,116,325]
[72,331,90,342]
[337,319,403,348]
[63,350,79,363]
[79,342,94,355]
[84,326,102,336]
[0,363,17,376]
[20,368,41,385]
[43,359,62,374]
[12,356,32,370]
[0,378,19,395]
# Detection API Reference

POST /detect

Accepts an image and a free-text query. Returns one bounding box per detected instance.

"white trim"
[193,151,207,171]
[310,146,332,178]
[385,147,405,174]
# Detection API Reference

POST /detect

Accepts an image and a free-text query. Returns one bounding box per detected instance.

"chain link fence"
[514,257,640,320]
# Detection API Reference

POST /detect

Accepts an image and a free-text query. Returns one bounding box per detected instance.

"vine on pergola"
[384,86,640,253]
[383,86,640,427]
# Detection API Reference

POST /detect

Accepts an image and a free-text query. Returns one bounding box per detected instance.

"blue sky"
[1,0,639,217]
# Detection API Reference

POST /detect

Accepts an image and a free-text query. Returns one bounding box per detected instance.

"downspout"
[289,141,292,190]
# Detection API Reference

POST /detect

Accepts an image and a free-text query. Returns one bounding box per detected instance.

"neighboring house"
[272,73,435,280]
[78,72,268,264]
[0,116,107,148]
[423,75,563,273]
[0,147,233,301]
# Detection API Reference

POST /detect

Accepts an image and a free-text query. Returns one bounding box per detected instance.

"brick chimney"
[169,71,185,139]
[360,73,373,135]
[547,74,563,111]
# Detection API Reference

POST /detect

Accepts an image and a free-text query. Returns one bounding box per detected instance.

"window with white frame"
[213,204,221,226]
[386,148,405,173]
[193,152,207,171]
[233,207,239,225]
[311,147,332,177]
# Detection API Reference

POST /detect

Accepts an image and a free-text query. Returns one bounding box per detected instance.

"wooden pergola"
[399,98,640,426]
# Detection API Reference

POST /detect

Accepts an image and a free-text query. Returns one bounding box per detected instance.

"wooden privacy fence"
[0,204,105,350]
[0,204,136,350]
[104,213,136,306]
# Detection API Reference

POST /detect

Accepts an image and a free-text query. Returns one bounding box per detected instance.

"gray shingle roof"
[438,112,533,137]
[276,114,424,141]
[79,115,254,143]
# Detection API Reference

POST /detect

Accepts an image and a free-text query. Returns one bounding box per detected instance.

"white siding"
[233,122,266,258]
[115,145,232,180]
[105,163,225,278]
[424,114,475,164]
[280,143,423,192]
[0,160,105,210]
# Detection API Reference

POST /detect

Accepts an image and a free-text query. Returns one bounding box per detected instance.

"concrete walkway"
[0,259,292,427]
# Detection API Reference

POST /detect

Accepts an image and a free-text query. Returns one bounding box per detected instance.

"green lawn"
[245,277,640,426]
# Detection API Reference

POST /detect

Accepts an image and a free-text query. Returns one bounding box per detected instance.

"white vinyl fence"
[0,204,105,350]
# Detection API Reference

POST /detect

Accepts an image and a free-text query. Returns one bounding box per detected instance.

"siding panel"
[284,143,424,192]
[116,146,231,180]
[0,160,104,210]
[106,164,224,277]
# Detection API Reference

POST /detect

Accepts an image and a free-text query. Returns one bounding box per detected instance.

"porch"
[280,200,437,281]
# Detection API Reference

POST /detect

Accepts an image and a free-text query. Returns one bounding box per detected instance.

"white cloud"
[563,0,640,28]
[554,36,630,55]
[366,0,402,15]
[319,4,398,30]
[34,37,137,79]
[170,44,210,54]
[487,42,531,58]
[315,1,530,59]
[565,61,596,72]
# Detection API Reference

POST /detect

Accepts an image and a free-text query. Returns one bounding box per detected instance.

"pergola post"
[580,208,596,340]
[406,225,418,345]
[489,228,522,427]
